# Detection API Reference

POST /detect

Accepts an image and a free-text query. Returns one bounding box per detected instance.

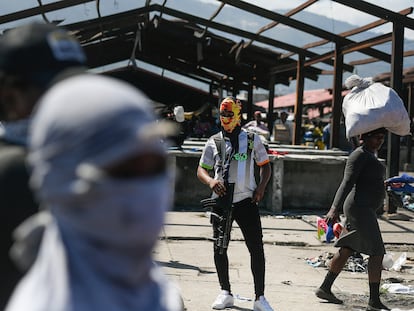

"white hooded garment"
[6,74,182,311]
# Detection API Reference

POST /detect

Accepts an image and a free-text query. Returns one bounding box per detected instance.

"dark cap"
[0,22,86,78]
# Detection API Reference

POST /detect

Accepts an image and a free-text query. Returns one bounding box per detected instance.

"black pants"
[212,198,265,296]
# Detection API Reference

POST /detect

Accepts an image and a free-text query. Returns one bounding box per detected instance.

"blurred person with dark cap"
[5,73,183,311]
[0,21,87,308]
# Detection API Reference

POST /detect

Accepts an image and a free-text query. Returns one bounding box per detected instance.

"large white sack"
[342,75,410,138]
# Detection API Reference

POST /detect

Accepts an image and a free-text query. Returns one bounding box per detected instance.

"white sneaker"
[253,296,274,311]
[211,290,234,309]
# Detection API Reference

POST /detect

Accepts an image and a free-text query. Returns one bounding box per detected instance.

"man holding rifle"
[197,97,273,311]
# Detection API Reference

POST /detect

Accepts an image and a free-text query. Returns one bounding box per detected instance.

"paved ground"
[154,209,414,311]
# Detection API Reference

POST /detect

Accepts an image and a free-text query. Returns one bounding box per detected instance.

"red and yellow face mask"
[219,97,242,133]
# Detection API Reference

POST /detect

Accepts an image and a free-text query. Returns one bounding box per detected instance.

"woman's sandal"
[315,287,343,304]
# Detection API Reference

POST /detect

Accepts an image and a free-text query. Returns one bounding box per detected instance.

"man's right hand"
[197,166,227,197]
[209,179,227,197]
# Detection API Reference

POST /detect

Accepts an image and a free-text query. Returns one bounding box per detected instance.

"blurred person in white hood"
[5,74,183,311]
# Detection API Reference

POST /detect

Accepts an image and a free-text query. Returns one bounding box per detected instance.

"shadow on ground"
[157,260,215,274]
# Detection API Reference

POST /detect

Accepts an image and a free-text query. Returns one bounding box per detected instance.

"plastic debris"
[381,283,414,295]
[234,294,252,301]
[305,252,334,268]
[391,252,407,272]
[344,253,367,273]
[383,253,394,270]
[316,217,333,242]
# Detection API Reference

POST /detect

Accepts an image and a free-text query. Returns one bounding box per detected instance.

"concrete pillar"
[269,158,283,213]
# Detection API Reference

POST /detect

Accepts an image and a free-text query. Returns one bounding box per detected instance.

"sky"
[202,0,414,40]
[2,1,413,40]
[2,0,414,93]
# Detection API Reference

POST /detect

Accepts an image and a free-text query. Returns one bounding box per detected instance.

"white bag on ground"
[342,75,410,138]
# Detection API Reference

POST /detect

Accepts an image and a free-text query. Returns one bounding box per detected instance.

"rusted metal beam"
[303,33,393,68]
[304,51,335,67]
[154,5,354,73]
[0,0,94,25]
[65,6,151,31]
[218,0,391,62]
[156,5,311,58]
[350,50,414,66]
[320,70,334,75]
[269,63,298,74]
[341,33,392,55]
[194,3,225,38]
[244,0,319,48]
[333,0,414,30]
[64,6,151,43]
[283,7,413,58]
[404,50,414,58]
[84,34,225,85]
[219,0,341,42]
[65,5,296,88]
[269,57,345,76]
[349,57,379,66]
[137,53,239,88]
[275,54,352,73]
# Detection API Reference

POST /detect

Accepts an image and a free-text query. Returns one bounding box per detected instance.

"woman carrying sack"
[315,127,391,311]
[315,74,411,311]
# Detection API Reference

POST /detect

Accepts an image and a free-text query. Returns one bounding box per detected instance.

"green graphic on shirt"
[248,139,254,150]
[233,153,247,161]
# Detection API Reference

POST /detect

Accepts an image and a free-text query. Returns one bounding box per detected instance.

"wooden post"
[388,22,404,179]
[267,75,275,133]
[331,45,344,149]
[386,22,404,214]
[406,83,413,166]
[294,54,305,145]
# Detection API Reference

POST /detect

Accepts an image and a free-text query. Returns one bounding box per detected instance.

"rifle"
[201,183,235,254]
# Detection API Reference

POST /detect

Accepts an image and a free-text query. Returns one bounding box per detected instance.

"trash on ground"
[381,283,414,295]
[234,294,252,302]
[391,253,408,272]
[305,252,334,268]
[306,252,368,273]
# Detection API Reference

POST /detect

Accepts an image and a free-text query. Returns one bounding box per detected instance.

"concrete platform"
[169,146,348,212]
[155,209,414,311]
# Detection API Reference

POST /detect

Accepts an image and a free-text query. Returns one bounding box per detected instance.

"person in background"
[312,120,325,150]
[322,122,331,149]
[197,97,273,311]
[0,22,87,309]
[242,111,270,140]
[5,74,183,311]
[272,110,292,144]
[168,105,186,148]
[322,117,355,153]
[315,127,391,311]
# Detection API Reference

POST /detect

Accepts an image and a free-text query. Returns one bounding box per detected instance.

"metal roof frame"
[2,0,414,177]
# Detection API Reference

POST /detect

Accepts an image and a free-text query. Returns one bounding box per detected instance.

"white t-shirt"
[199,130,270,203]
